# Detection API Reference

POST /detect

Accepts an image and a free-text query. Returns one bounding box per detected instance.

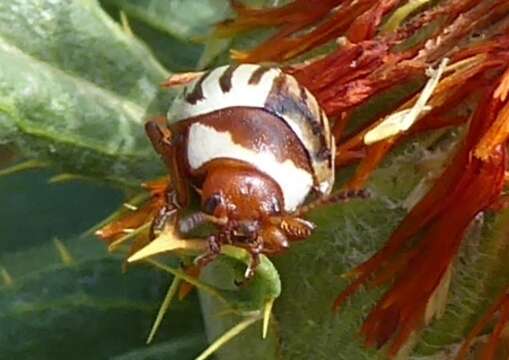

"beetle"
[145,64,363,278]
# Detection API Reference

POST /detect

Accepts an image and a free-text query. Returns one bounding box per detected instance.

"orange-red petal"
[335,88,508,354]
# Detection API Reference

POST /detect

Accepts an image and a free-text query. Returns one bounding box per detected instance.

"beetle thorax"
[201,162,283,222]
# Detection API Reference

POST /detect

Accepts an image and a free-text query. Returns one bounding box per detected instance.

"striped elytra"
[138,63,345,279]
[167,63,335,211]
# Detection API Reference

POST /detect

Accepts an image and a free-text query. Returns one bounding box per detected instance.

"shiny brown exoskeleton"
[144,64,363,278]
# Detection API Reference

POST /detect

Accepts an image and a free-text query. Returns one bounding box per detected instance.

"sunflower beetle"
[146,64,363,278]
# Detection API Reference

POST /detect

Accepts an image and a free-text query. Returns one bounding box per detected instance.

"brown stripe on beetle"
[317,147,332,162]
[174,107,314,174]
[263,72,334,187]
[318,110,333,150]
[248,66,272,85]
[219,65,240,93]
[268,75,322,135]
[299,85,308,103]
[265,73,330,157]
[185,70,213,105]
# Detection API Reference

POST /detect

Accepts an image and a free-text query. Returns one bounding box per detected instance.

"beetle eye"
[203,193,222,214]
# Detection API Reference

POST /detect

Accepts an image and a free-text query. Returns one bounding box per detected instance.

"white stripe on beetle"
[187,123,313,212]
[168,65,281,122]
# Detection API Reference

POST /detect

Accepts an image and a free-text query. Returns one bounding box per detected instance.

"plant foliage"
[2,1,509,360]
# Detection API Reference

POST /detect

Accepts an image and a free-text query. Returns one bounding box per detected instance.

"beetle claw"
[195,235,222,269]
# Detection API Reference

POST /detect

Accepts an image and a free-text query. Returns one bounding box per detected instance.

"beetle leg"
[145,117,173,172]
[143,116,183,240]
[259,224,289,253]
[270,216,315,241]
[244,238,263,279]
[233,236,262,286]
[195,234,222,268]
[295,188,371,216]
[145,116,190,208]
[149,192,178,239]
[281,217,315,240]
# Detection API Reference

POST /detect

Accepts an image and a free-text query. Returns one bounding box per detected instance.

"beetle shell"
[167,64,335,211]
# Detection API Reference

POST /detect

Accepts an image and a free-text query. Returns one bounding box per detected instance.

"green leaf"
[0,169,122,254]
[0,0,170,185]
[101,0,231,42]
[414,210,509,356]
[98,0,275,71]
[99,0,231,72]
[0,0,279,185]
[112,336,206,360]
[0,0,167,105]
[0,252,207,360]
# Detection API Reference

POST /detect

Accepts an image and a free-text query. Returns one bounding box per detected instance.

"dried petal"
[96,180,169,242]
[216,0,341,35]
[475,100,509,160]
[494,66,509,101]
[456,291,509,360]
[346,0,403,42]
[335,89,507,354]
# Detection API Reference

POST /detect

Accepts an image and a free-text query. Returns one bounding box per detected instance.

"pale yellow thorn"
[393,331,419,360]
[195,315,262,360]
[162,72,205,88]
[229,49,249,61]
[146,276,181,344]
[127,229,206,263]
[48,173,89,184]
[214,308,239,318]
[262,298,275,339]
[1,266,13,287]
[108,223,150,252]
[122,202,138,211]
[80,192,151,238]
[146,259,230,307]
[53,238,75,266]
[0,159,48,177]
[120,11,134,36]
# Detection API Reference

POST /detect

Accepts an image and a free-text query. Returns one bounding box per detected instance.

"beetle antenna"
[296,188,371,216]
[178,212,228,234]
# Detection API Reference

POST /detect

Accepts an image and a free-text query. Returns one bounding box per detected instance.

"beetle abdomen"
[168,64,335,207]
